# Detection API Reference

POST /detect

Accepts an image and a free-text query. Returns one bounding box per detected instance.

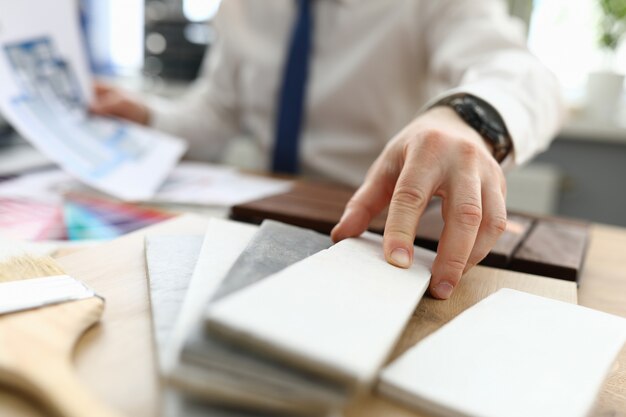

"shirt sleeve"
[147,2,240,162]
[420,0,565,167]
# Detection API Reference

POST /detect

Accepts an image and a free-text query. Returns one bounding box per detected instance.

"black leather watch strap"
[435,93,513,163]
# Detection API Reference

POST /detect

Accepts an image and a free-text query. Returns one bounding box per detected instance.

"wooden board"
[413,203,534,268]
[231,181,589,282]
[510,219,589,282]
[3,214,626,417]
[578,224,626,417]
[230,180,386,234]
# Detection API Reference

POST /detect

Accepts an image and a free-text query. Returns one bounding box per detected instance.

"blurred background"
[1,0,626,226]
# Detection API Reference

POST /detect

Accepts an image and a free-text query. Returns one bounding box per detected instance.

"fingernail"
[390,248,411,268]
[432,281,454,300]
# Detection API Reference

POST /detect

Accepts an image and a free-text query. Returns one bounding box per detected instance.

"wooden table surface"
[0,215,625,417]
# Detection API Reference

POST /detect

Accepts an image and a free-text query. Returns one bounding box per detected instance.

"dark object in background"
[230,181,590,284]
[231,181,387,235]
[144,0,214,81]
[0,116,13,143]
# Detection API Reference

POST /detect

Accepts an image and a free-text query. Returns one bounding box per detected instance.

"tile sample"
[211,219,332,300]
[145,234,204,371]
[165,218,259,372]
[155,219,258,417]
[379,288,626,417]
[206,233,435,386]
[173,220,343,414]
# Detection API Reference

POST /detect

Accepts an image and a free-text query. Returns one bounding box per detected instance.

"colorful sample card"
[63,194,173,240]
[0,198,66,240]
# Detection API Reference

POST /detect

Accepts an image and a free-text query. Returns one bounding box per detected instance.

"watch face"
[486,118,506,135]
[440,94,512,162]
[462,98,504,135]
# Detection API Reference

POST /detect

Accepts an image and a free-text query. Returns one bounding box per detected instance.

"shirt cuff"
[145,96,181,135]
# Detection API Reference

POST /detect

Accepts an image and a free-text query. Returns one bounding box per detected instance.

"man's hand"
[331,106,507,300]
[89,82,150,125]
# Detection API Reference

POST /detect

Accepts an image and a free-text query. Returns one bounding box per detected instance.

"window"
[528,0,626,96]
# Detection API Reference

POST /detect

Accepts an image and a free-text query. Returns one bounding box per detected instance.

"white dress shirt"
[149,0,564,188]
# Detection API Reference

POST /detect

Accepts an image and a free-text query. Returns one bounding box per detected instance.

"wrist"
[422,106,495,156]
[432,93,512,163]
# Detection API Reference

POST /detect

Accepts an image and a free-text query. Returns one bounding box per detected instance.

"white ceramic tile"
[379,288,626,417]
[206,233,435,386]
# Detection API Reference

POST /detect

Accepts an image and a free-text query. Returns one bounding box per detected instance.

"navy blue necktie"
[272,0,313,174]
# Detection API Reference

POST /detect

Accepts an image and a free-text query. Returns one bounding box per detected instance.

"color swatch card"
[206,234,436,387]
[379,289,626,417]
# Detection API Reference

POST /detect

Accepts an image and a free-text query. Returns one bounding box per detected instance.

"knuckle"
[422,127,447,142]
[458,140,479,159]
[392,186,428,212]
[454,202,482,227]
[420,130,448,153]
[486,213,508,235]
[385,227,415,243]
[442,256,467,275]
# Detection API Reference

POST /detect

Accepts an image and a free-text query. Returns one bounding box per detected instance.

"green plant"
[598,0,626,50]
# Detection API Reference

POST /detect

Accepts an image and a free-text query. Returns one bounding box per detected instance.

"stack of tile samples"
[146,218,434,416]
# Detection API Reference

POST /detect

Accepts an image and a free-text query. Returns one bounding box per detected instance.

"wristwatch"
[435,93,513,163]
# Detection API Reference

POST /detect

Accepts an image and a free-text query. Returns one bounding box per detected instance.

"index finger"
[382,154,440,269]
[430,174,482,299]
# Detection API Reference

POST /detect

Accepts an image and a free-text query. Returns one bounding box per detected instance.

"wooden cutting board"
[0,214,613,417]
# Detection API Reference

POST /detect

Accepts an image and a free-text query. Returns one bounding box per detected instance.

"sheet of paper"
[0,0,186,201]
[0,162,292,208]
[206,234,435,386]
[0,169,76,202]
[150,162,293,206]
[379,288,626,417]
